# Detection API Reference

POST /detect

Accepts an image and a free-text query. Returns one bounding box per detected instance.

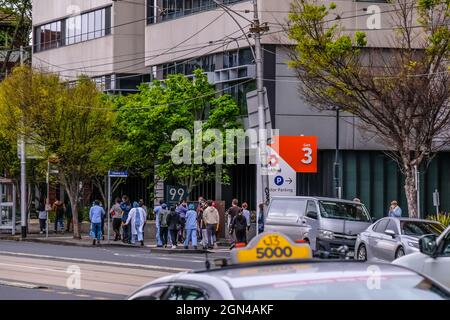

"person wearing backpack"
[167,206,180,249]
[124,202,146,246]
[229,208,248,245]
[159,204,170,247]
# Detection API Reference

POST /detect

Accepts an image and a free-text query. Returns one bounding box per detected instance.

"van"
[265,196,373,257]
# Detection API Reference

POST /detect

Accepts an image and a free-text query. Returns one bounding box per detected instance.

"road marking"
[94,297,110,300]
[75,294,91,298]
[0,251,186,272]
[0,262,67,273]
[0,279,48,290]
[57,291,72,295]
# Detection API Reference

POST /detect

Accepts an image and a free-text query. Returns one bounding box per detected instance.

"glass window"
[88,11,95,40]
[131,286,169,300]
[401,221,445,236]
[318,201,371,222]
[66,17,75,45]
[373,219,389,233]
[74,15,82,43]
[95,9,102,38]
[268,199,307,219]
[101,8,105,36]
[440,231,450,256]
[167,286,207,300]
[81,14,88,41]
[386,219,399,235]
[306,201,318,215]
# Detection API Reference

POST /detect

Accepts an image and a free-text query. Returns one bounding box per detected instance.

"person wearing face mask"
[230,207,248,245]
[124,202,146,246]
[388,200,402,218]
[120,195,132,244]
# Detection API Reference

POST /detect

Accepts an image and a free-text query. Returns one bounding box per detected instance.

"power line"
[75,77,255,110]
[34,28,250,81]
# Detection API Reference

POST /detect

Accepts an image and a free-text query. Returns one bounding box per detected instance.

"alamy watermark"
[170,121,279,167]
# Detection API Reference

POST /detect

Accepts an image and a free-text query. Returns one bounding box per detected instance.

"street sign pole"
[107,175,111,243]
[433,189,440,215]
[19,45,27,238]
[46,160,49,238]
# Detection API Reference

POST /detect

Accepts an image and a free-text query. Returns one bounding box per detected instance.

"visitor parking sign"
[267,136,318,196]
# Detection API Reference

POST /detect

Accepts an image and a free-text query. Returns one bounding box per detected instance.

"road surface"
[0,240,229,300]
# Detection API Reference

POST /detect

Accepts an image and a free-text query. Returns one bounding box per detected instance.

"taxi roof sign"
[231,232,312,264]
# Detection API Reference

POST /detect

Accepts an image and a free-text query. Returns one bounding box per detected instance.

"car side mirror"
[419,234,438,258]
[384,229,396,238]
[306,211,318,219]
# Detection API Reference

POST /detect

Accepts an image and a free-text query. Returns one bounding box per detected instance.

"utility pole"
[19,45,27,238]
[250,0,271,206]
[211,0,270,207]
[334,108,341,199]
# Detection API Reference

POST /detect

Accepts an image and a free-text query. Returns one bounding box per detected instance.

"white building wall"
[32,0,148,80]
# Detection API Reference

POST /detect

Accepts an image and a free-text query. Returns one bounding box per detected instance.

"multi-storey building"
[33,0,450,216]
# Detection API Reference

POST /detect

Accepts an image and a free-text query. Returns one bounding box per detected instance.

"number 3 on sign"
[301,147,313,164]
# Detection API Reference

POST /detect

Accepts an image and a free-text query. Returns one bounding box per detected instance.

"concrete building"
[32,0,450,217]
[32,0,149,92]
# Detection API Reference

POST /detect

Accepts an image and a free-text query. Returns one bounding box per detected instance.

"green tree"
[0,0,32,75]
[0,66,115,238]
[116,70,242,197]
[288,0,450,217]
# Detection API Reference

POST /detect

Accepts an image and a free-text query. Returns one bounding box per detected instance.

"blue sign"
[274,176,284,186]
[108,170,128,178]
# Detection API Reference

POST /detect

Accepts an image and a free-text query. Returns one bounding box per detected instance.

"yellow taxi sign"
[231,232,312,264]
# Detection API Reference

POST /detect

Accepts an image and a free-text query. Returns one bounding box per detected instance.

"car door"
[368,219,389,260]
[422,230,450,288]
[377,219,400,261]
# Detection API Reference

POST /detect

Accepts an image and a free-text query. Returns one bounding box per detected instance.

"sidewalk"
[0,231,230,254]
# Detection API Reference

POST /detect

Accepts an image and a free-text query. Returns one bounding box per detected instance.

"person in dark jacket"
[167,207,180,249]
[230,208,248,245]
[120,195,132,244]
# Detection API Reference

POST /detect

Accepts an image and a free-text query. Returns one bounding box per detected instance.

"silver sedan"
[355,217,445,262]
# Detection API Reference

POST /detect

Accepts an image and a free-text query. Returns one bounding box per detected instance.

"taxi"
[128,232,450,300]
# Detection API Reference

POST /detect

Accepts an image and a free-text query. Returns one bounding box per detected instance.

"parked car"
[393,225,450,288]
[264,196,373,257]
[355,217,445,262]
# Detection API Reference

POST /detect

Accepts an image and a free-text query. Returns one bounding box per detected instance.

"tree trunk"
[404,168,418,218]
[67,191,81,239]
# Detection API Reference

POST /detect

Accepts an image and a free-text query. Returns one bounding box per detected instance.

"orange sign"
[270,136,317,173]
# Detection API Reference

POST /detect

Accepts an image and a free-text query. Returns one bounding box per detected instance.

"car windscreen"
[401,221,445,236]
[319,201,371,222]
[232,274,449,300]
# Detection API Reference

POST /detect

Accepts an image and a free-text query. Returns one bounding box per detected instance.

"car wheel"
[357,244,367,261]
[395,247,405,259]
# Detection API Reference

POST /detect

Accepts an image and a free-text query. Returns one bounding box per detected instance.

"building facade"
[32,0,450,217]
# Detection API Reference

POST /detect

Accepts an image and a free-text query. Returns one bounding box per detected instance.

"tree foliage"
[288,0,450,217]
[0,66,115,238]
[115,70,242,196]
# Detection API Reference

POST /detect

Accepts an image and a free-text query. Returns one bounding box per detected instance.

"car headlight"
[408,241,419,249]
[318,229,335,240]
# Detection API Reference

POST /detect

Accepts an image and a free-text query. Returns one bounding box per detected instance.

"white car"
[393,225,450,288]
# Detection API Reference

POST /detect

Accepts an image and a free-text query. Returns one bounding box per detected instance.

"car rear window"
[401,221,445,236]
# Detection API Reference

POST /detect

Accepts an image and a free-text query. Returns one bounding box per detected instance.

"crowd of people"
[101,195,266,250]
[38,194,267,250]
